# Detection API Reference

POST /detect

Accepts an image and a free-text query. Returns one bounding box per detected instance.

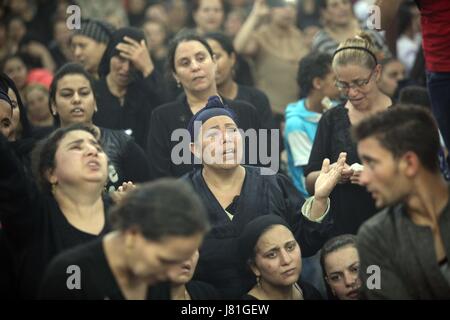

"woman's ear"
[45,168,57,185]
[173,73,181,87]
[312,76,322,90]
[249,260,261,278]
[375,64,382,82]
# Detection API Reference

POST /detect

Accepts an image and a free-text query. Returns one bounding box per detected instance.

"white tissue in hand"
[350,163,364,172]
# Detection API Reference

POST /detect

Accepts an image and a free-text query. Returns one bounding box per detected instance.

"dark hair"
[297,52,333,97]
[352,104,441,172]
[1,54,26,74]
[204,32,235,56]
[398,86,431,110]
[110,178,210,240]
[167,31,214,76]
[188,0,229,29]
[98,27,146,79]
[191,0,226,13]
[31,123,99,193]
[0,71,32,139]
[397,1,417,37]
[49,62,96,125]
[319,234,357,299]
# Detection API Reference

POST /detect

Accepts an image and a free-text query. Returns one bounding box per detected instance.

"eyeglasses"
[335,69,375,92]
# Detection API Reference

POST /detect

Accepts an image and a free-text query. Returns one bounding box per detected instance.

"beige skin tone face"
[4,58,27,89]
[71,35,107,74]
[109,55,132,88]
[51,74,97,127]
[25,87,52,123]
[270,5,297,28]
[194,0,224,33]
[378,60,405,98]
[357,136,412,208]
[167,250,200,285]
[191,115,243,170]
[324,245,361,300]
[123,232,204,286]
[251,225,302,288]
[206,39,235,87]
[334,64,381,111]
[322,0,353,27]
[48,130,108,188]
[5,88,21,141]
[173,40,217,94]
[0,99,13,139]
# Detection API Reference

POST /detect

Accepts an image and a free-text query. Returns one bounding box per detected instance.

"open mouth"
[71,107,85,116]
[86,159,100,169]
[346,289,360,299]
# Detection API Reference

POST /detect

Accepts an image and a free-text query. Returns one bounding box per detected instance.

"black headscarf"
[237,215,291,264]
[98,27,146,81]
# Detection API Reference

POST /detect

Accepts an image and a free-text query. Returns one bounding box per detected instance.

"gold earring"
[176,80,181,88]
[256,276,261,287]
[51,183,57,195]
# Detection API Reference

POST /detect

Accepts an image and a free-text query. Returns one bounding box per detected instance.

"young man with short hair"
[354,105,450,299]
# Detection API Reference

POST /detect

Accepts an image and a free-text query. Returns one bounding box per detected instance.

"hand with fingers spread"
[111,181,136,204]
[314,152,347,200]
[116,37,154,77]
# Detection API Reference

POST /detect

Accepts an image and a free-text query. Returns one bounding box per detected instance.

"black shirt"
[236,84,274,130]
[39,238,142,300]
[241,280,323,300]
[148,281,221,300]
[99,128,150,191]
[185,166,332,298]
[0,133,111,299]
[304,104,377,235]
[93,71,165,148]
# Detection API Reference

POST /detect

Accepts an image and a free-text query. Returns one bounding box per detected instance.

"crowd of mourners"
[1,0,450,300]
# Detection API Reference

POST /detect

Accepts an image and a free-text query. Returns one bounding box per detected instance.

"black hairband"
[333,46,378,65]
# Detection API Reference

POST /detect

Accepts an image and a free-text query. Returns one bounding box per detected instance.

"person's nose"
[343,270,358,287]
[122,60,130,73]
[347,86,359,98]
[280,249,293,266]
[85,143,99,157]
[72,92,81,104]
[73,46,82,59]
[359,167,370,186]
[190,59,201,72]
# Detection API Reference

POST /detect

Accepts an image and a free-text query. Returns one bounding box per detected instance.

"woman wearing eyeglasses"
[304,33,391,236]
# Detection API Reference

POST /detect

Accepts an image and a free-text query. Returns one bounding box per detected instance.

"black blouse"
[185,166,333,298]
[304,104,377,235]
